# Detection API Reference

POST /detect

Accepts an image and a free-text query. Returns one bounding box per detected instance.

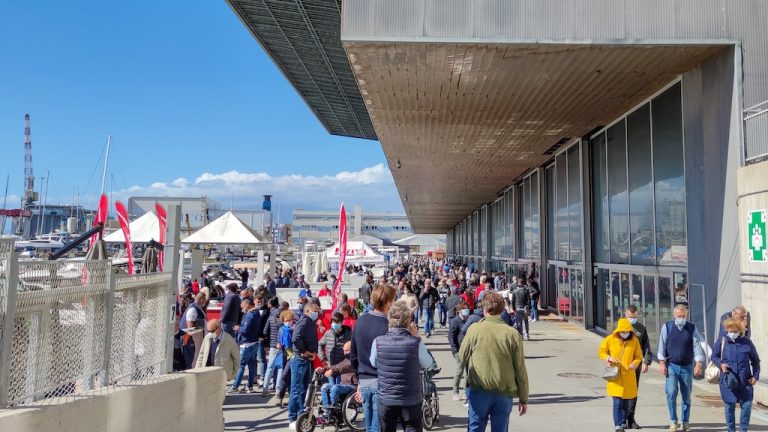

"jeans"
[288,357,311,422]
[321,383,355,408]
[626,368,642,424]
[467,387,513,432]
[378,402,422,432]
[529,299,539,320]
[262,347,284,395]
[256,341,267,381]
[613,397,629,427]
[724,400,752,432]
[438,303,447,326]
[424,307,436,335]
[232,343,260,389]
[516,309,529,337]
[361,385,380,432]
[665,363,693,423]
[221,322,236,337]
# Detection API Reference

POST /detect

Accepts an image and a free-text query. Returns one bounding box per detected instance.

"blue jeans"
[665,363,693,423]
[468,387,513,432]
[221,322,236,337]
[232,343,260,389]
[530,299,539,320]
[361,385,380,432]
[424,307,436,334]
[613,397,628,427]
[321,383,355,408]
[438,303,447,326]
[288,357,311,422]
[262,347,284,394]
[725,400,752,432]
[256,341,267,381]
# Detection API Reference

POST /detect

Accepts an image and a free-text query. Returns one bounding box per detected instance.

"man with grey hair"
[657,304,705,432]
[370,300,435,432]
[718,305,751,340]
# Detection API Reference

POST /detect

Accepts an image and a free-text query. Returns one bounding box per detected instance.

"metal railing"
[744,101,768,163]
[0,239,174,406]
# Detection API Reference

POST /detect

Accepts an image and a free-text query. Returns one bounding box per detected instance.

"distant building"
[292,207,414,247]
[12,204,91,239]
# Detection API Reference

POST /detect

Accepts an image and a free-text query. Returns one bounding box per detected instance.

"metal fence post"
[101,269,116,386]
[0,251,19,406]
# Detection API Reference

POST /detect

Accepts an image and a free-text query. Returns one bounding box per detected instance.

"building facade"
[292,207,413,248]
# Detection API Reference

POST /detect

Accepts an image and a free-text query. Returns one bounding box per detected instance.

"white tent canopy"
[393,234,446,248]
[182,211,269,245]
[104,212,160,244]
[325,241,385,263]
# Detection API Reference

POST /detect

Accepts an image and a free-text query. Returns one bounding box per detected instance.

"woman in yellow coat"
[599,318,644,432]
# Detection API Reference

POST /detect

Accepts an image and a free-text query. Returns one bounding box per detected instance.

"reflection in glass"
[559,267,571,318]
[644,276,658,350]
[608,121,630,263]
[658,276,672,327]
[531,173,540,259]
[596,268,609,330]
[556,153,569,260]
[611,272,622,328]
[567,146,582,262]
[591,133,609,263]
[574,269,584,323]
[653,83,687,265]
[674,272,688,307]
[620,273,631,311]
[546,166,556,259]
[627,104,655,265]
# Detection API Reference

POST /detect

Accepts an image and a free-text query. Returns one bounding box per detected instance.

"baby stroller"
[296,368,365,432]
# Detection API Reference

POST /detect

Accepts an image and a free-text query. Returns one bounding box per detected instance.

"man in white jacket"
[196,319,240,381]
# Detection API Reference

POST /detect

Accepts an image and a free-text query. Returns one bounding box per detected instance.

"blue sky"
[0,1,402,221]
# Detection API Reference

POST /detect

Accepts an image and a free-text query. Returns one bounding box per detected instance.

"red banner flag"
[155,203,167,272]
[115,201,134,275]
[332,204,347,310]
[88,194,108,251]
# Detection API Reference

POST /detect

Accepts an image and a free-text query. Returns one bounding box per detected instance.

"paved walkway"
[224,316,768,431]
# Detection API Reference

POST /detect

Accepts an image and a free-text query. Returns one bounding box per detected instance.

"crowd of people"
[175,257,760,432]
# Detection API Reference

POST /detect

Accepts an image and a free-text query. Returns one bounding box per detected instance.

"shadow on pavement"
[527,394,604,405]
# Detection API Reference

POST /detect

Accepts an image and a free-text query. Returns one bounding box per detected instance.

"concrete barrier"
[0,368,225,432]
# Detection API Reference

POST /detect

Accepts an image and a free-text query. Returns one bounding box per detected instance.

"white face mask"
[619,332,631,339]
[727,331,740,340]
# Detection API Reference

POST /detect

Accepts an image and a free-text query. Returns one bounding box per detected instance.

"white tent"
[104,212,160,244]
[182,211,269,245]
[325,241,385,263]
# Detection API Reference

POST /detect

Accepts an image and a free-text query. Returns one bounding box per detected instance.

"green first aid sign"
[748,210,767,263]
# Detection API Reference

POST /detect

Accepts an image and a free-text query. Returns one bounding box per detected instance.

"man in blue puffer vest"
[370,300,435,432]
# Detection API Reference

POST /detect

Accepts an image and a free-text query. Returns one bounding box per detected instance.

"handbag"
[602,345,626,382]
[705,337,726,384]
[723,370,742,391]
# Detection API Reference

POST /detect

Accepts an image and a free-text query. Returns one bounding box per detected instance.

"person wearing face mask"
[657,305,706,432]
[275,310,295,408]
[623,305,653,429]
[712,318,761,432]
[449,301,471,401]
[230,298,261,393]
[288,303,320,429]
[319,312,353,381]
[599,318,644,432]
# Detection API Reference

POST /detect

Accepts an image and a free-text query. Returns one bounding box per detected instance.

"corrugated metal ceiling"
[344,42,723,233]
[227,0,376,140]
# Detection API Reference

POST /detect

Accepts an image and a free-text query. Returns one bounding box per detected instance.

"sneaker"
[288,421,296,430]
[668,423,678,432]
[426,333,431,338]
[523,334,530,341]
[228,386,240,393]
[681,423,690,432]
[246,386,254,393]
[452,393,461,401]
[276,398,284,407]
[629,421,641,429]
[463,401,469,407]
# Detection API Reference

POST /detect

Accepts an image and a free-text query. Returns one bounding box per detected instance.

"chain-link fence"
[0,239,174,406]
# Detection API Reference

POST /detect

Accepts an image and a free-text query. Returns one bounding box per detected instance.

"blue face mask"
[461,309,470,317]
[283,322,291,328]
[675,318,687,328]
[309,312,319,322]
[627,318,637,325]
[331,322,342,332]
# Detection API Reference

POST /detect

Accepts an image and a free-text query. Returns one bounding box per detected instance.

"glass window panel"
[631,274,643,310]
[567,145,582,262]
[518,184,526,257]
[546,166,556,259]
[531,173,540,259]
[627,104,655,265]
[611,272,622,328]
[607,120,630,264]
[556,153,569,260]
[652,83,687,265]
[559,267,571,318]
[643,276,658,349]
[591,133,609,263]
[602,269,613,331]
[658,276,673,327]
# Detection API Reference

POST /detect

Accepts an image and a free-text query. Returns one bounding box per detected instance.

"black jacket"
[420,287,440,310]
[448,315,465,355]
[512,286,531,310]
[631,321,653,365]
[444,293,461,320]
[291,315,319,354]
[459,308,484,347]
[350,311,389,380]
[263,307,281,348]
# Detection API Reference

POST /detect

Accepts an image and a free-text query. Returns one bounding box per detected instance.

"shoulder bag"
[602,344,626,382]
[705,337,726,384]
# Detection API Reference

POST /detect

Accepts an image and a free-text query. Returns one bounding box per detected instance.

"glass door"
[631,274,643,311]
[658,276,673,331]
[558,267,571,318]
[595,268,609,330]
[610,272,622,328]
[573,269,584,324]
[644,275,659,350]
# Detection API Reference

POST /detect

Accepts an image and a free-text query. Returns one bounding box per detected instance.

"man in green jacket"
[459,291,529,432]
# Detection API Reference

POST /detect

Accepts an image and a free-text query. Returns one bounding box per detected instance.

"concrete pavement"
[224,316,768,431]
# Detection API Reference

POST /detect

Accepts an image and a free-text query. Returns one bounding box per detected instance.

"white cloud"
[111,164,404,219]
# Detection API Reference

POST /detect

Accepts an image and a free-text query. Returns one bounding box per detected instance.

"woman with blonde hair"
[599,318,643,432]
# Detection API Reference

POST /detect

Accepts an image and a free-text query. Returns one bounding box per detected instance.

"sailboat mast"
[99,134,111,196]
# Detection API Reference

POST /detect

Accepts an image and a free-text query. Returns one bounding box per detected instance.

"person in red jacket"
[340,303,356,329]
